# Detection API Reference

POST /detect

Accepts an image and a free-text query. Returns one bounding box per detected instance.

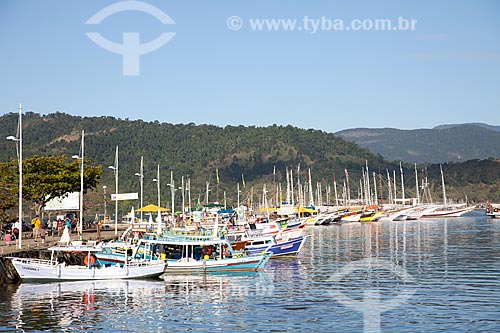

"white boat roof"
[139,237,228,246]
[48,245,104,252]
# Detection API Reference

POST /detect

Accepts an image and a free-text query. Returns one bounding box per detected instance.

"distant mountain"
[433,123,500,132]
[336,124,500,163]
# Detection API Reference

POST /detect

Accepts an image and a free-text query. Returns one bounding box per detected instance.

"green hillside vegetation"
[336,124,500,164]
[1,112,500,221]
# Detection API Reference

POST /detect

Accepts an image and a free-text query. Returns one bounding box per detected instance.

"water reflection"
[1,215,500,332]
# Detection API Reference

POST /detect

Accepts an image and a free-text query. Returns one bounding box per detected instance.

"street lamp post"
[103,185,107,220]
[6,103,23,249]
[134,156,144,222]
[181,175,185,217]
[237,182,241,208]
[71,130,84,239]
[187,177,191,214]
[108,146,119,236]
[153,164,161,231]
[167,171,175,225]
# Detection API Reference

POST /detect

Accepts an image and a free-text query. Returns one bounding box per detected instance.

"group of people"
[3,215,76,246]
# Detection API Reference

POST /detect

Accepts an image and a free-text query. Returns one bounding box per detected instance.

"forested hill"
[336,124,500,164]
[2,112,500,204]
[0,112,385,204]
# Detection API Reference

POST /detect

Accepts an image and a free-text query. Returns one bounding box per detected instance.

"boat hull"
[164,254,271,273]
[246,236,309,257]
[9,257,166,281]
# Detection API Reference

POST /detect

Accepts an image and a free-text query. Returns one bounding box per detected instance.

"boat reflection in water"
[10,280,166,331]
[7,272,274,332]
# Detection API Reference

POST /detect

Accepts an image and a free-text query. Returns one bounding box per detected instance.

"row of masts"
[249,162,449,212]
[114,152,449,214]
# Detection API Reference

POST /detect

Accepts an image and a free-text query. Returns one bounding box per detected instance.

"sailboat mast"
[308,168,314,207]
[400,162,405,205]
[393,170,397,204]
[414,164,420,205]
[334,175,339,209]
[440,164,447,206]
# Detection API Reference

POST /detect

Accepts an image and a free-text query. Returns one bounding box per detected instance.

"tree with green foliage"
[14,155,102,217]
[0,161,17,223]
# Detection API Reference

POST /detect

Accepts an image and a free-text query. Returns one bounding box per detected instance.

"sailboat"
[420,165,475,218]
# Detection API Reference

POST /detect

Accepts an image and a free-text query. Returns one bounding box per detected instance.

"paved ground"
[0,225,129,256]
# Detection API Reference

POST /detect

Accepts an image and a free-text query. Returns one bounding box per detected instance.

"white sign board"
[45,192,79,211]
[192,211,202,223]
[111,193,139,201]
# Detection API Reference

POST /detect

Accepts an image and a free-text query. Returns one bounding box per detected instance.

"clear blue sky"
[1,0,499,133]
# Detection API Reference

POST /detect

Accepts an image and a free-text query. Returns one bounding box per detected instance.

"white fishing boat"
[420,165,475,218]
[486,204,500,218]
[420,203,475,218]
[340,211,362,223]
[8,244,167,282]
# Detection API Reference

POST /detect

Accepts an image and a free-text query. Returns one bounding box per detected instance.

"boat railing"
[9,257,53,266]
[125,260,165,267]
[156,230,223,242]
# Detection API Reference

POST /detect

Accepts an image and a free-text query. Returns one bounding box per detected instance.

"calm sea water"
[2,212,500,332]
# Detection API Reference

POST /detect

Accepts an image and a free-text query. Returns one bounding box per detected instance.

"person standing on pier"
[40,225,46,244]
[57,219,63,236]
[32,215,41,241]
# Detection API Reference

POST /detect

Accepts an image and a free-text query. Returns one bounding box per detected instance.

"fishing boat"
[144,236,270,273]
[420,204,475,218]
[486,204,500,218]
[109,230,271,273]
[245,235,309,257]
[359,211,384,223]
[8,244,167,282]
[340,211,362,223]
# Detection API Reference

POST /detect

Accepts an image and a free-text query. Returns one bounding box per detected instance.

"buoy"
[84,254,96,267]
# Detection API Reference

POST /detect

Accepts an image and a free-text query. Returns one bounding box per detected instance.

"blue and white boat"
[245,235,309,257]
[96,231,271,273]
[137,233,271,273]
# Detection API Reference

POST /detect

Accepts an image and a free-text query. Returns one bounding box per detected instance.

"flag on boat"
[216,167,220,184]
[242,173,246,188]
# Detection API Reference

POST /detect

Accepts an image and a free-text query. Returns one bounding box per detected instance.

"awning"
[136,204,170,212]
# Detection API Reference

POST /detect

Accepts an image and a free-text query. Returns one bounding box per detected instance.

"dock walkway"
[0,225,128,256]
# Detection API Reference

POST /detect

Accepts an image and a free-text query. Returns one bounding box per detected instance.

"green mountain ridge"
[0,112,384,209]
[2,113,500,215]
[336,124,500,164]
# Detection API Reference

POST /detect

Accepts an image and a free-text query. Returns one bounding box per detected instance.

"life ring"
[84,254,96,267]
[202,245,215,256]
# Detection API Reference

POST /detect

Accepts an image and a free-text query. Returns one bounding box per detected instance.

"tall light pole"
[180,176,185,219]
[237,182,241,208]
[134,156,144,222]
[108,146,118,236]
[72,130,84,239]
[167,171,175,225]
[103,185,107,220]
[153,164,161,229]
[6,103,23,249]
[187,177,191,214]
